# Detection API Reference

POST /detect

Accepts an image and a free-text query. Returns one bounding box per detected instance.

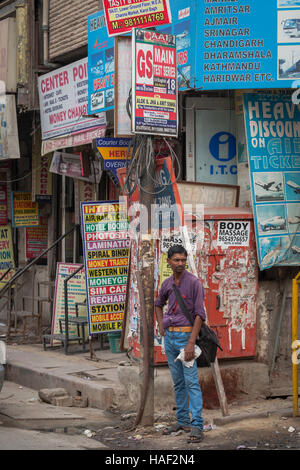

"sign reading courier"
[81,201,130,335]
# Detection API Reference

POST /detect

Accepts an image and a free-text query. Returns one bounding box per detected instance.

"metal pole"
[136,136,155,427]
[292,274,299,417]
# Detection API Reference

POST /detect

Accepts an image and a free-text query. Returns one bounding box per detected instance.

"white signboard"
[38,58,106,141]
[217,220,250,248]
[0,95,20,159]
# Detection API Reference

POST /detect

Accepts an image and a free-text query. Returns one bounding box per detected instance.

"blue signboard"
[157,0,196,91]
[160,0,299,90]
[88,1,299,112]
[88,11,115,114]
[196,0,300,90]
[243,93,300,270]
[96,137,132,184]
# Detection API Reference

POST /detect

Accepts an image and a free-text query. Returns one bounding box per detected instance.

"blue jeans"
[164,329,204,431]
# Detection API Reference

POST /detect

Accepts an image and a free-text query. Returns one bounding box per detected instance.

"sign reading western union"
[81,200,130,335]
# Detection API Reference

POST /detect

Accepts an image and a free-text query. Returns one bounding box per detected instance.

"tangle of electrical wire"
[122,90,182,198]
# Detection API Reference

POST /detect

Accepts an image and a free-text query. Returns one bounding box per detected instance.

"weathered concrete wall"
[49,0,101,60]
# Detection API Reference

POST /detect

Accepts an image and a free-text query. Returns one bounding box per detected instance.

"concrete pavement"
[3,342,296,428]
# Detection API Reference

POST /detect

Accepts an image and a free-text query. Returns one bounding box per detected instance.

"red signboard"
[25,217,48,259]
[103,0,172,37]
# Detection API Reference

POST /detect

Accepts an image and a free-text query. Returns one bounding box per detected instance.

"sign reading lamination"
[132,29,178,137]
[81,201,130,335]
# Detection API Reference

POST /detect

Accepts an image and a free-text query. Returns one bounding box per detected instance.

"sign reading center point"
[81,201,130,335]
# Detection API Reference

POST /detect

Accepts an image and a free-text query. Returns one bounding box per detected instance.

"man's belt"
[168,326,193,332]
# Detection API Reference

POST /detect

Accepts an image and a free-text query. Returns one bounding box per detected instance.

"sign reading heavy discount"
[103,0,172,37]
[80,201,130,335]
[132,28,178,137]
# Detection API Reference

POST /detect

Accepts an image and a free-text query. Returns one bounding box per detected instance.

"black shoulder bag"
[172,284,223,367]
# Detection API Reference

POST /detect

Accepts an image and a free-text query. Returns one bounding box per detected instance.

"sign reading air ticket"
[80,200,130,335]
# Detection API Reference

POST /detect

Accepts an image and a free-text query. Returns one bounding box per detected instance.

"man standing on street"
[155,245,206,443]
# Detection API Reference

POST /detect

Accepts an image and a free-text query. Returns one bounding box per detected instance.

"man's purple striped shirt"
[155,270,206,329]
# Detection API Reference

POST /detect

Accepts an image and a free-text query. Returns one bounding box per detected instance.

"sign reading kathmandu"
[81,201,130,335]
[132,29,178,137]
[103,0,172,37]
[243,93,300,270]
[155,0,300,90]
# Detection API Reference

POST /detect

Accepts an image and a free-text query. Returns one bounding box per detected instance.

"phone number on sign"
[112,12,165,30]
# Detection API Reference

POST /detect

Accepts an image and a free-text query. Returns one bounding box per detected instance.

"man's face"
[167,253,187,274]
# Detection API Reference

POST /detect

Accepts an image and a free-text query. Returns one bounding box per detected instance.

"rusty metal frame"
[292,271,300,417]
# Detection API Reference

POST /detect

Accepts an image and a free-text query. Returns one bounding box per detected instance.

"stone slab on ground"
[0,402,85,420]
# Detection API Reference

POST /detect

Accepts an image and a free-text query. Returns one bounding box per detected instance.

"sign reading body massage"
[243,93,300,270]
[81,201,130,335]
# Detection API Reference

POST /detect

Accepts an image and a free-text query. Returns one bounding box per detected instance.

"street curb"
[5,361,117,410]
[213,411,270,426]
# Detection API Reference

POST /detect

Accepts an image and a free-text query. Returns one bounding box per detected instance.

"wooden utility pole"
[135,137,155,427]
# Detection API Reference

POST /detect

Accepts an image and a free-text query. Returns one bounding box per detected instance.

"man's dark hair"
[167,244,187,259]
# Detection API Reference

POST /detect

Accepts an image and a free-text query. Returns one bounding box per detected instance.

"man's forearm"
[188,316,202,345]
[155,306,164,330]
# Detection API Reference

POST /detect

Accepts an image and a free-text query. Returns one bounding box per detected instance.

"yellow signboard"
[0,224,15,287]
[12,191,39,227]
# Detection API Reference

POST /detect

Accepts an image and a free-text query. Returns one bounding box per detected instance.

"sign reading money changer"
[80,200,130,335]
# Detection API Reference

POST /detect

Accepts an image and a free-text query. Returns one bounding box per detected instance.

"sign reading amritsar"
[80,201,130,335]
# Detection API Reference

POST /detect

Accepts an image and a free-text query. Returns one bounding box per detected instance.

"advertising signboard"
[96,137,132,183]
[198,0,300,89]
[103,0,172,37]
[132,29,178,137]
[88,11,115,115]
[243,93,300,270]
[38,58,106,141]
[81,201,130,335]
[0,95,20,159]
[0,224,15,287]
[114,36,133,137]
[51,263,87,344]
[12,192,39,228]
[25,217,48,260]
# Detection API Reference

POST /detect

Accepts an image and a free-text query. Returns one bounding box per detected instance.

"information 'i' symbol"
[209,132,236,162]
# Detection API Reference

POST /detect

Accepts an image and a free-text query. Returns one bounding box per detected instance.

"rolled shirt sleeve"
[193,279,206,322]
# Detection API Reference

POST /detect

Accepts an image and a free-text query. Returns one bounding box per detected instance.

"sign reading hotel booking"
[80,201,130,335]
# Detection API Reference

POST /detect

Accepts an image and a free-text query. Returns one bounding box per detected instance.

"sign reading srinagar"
[81,201,130,335]
[196,0,300,89]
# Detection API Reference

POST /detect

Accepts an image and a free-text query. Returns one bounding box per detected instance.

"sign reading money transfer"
[243,93,300,270]
[103,0,172,37]
[132,28,178,137]
[81,201,130,335]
